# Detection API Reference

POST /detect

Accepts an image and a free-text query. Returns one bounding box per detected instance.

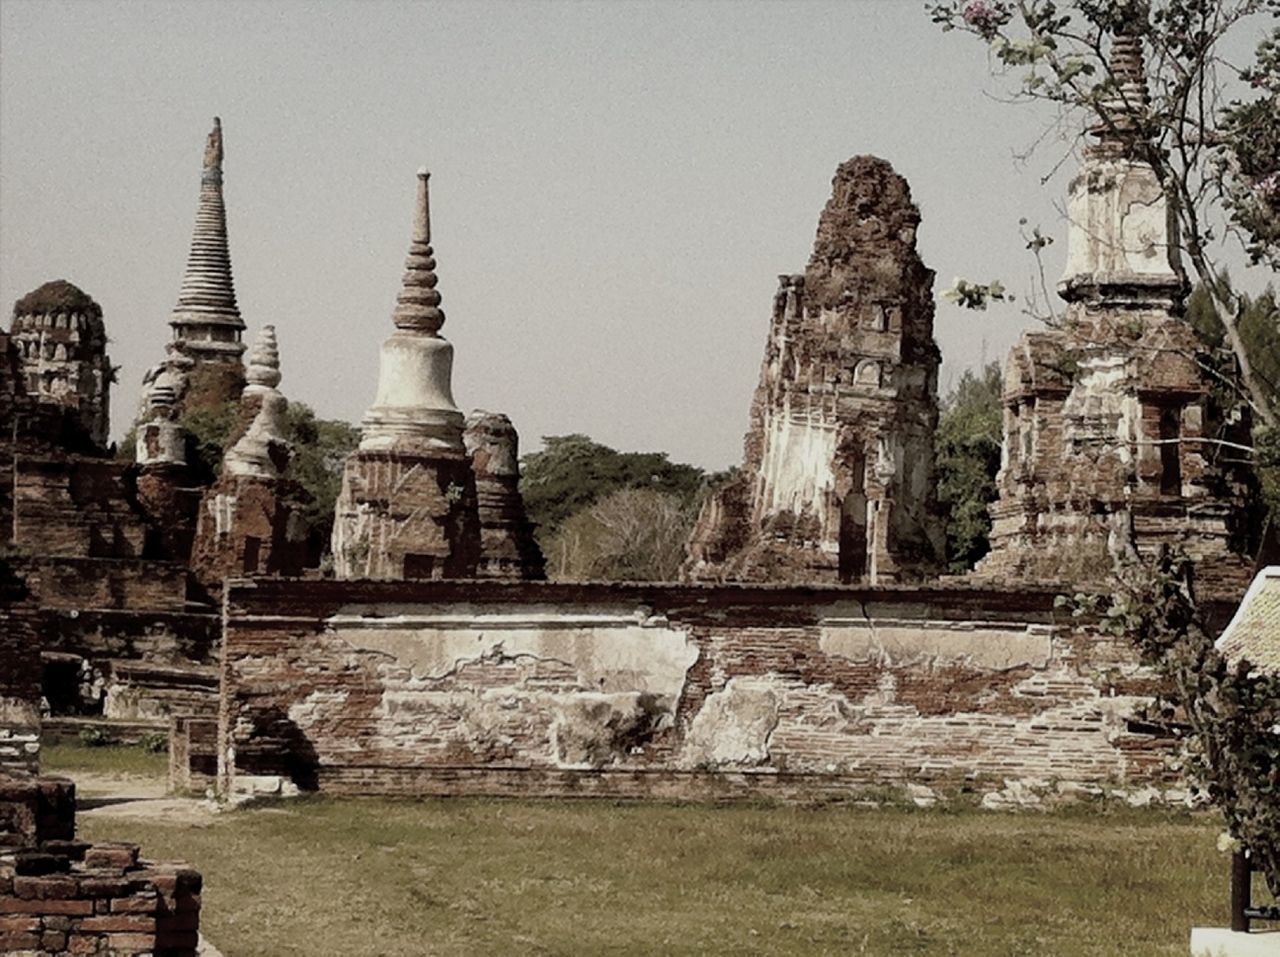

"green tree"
[1079,553,1280,896]
[520,434,707,545]
[936,362,1004,571]
[1185,280,1280,510]
[929,0,1280,427]
[282,403,360,564]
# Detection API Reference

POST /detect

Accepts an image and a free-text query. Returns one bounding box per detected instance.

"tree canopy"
[520,433,709,542]
[936,362,1004,572]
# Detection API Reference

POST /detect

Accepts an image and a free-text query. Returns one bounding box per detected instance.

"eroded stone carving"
[8,281,112,451]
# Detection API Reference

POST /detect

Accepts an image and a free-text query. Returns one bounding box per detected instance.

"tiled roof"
[1215,566,1280,676]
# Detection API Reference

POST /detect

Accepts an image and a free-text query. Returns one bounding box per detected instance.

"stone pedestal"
[1189,928,1280,956]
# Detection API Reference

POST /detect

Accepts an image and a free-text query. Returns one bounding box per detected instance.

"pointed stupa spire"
[245,324,281,390]
[391,169,446,335]
[169,117,246,360]
[355,168,463,454]
[224,326,289,479]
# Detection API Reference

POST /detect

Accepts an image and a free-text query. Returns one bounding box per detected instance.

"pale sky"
[1,0,1271,470]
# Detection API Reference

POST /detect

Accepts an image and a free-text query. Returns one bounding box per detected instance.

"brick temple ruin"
[1,124,545,740]
[1,628,203,956]
[685,156,943,585]
[972,32,1257,598]
[2,22,1271,817]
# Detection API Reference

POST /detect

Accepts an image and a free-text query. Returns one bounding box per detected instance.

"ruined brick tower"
[685,156,943,584]
[7,280,113,451]
[973,28,1255,595]
[464,411,546,580]
[331,170,482,580]
[190,326,307,589]
[139,118,246,422]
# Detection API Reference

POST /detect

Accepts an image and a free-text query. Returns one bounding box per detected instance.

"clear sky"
[0,0,1271,470]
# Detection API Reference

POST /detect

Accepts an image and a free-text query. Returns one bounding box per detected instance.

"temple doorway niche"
[839,463,868,583]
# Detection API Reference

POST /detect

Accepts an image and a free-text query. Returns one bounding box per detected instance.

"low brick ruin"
[686,156,943,585]
[0,773,203,956]
[217,577,1235,803]
[0,600,204,956]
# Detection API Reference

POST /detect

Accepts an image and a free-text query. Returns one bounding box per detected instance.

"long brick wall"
[219,579,1226,802]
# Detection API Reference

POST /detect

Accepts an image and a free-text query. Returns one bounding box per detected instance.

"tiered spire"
[392,169,445,334]
[356,168,463,454]
[224,326,289,479]
[169,117,246,359]
[244,324,281,390]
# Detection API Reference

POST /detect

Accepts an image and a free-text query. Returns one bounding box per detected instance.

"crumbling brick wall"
[219,579,1227,803]
[168,717,218,794]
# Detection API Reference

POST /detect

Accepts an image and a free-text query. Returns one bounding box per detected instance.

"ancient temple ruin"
[330,170,482,580]
[973,30,1256,596]
[330,170,544,581]
[4,282,147,559]
[685,156,943,584]
[190,326,307,588]
[139,117,246,423]
[7,280,112,450]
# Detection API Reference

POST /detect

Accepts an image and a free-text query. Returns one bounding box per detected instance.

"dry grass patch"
[75,794,1227,956]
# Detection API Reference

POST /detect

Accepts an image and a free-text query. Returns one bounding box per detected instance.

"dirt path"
[68,770,218,827]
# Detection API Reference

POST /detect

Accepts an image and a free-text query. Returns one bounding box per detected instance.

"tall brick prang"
[685,156,943,584]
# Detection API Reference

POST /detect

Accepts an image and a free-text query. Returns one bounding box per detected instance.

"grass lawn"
[43,740,169,777]
[60,752,1233,957]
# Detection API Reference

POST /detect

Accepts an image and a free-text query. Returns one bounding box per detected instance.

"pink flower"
[962,0,1012,39]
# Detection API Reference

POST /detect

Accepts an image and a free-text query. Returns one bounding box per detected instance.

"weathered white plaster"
[680,677,780,768]
[328,607,698,696]
[1062,159,1181,287]
[818,619,1053,670]
[756,410,838,523]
